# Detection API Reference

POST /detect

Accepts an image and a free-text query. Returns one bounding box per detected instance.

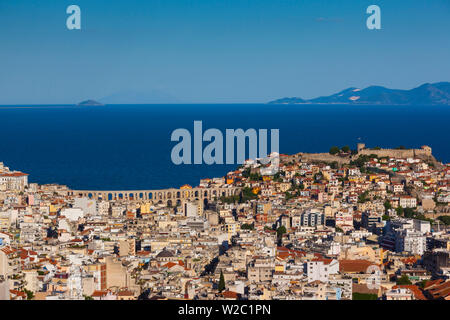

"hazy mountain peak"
[269,82,450,105]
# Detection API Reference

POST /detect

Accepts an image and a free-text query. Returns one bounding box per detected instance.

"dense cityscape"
[0,143,449,300]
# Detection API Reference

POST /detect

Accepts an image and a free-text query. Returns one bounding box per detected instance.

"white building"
[74,197,97,215]
[97,201,110,216]
[399,196,417,208]
[300,209,325,228]
[60,208,84,222]
[385,288,413,300]
[0,172,28,191]
[395,229,427,255]
[306,259,339,283]
[391,183,404,193]
[413,219,431,234]
[183,201,203,217]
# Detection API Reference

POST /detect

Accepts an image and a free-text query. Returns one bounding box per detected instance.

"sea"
[0,104,448,190]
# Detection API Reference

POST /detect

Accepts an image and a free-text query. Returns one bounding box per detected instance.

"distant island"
[268,82,450,105]
[77,99,104,106]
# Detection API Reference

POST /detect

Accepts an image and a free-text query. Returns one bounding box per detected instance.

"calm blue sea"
[0,104,448,190]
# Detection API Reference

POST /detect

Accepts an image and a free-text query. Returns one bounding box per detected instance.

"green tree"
[352,292,378,300]
[241,223,254,230]
[240,187,258,203]
[417,279,429,289]
[218,271,225,292]
[341,145,350,153]
[273,172,283,182]
[220,195,239,204]
[384,200,392,210]
[438,216,450,225]
[249,172,262,181]
[285,191,295,200]
[358,191,370,203]
[242,168,251,178]
[329,146,340,155]
[403,208,416,219]
[24,289,34,300]
[276,226,287,239]
[396,275,412,285]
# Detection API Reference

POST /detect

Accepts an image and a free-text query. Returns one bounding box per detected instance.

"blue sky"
[0,0,449,104]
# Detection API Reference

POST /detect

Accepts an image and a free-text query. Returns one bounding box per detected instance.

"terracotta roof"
[10,290,27,298]
[401,257,418,265]
[1,172,28,177]
[424,280,450,300]
[162,262,177,269]
[117,290,134,297]
[339,259,377,273]
[393,285,427,300]
[221,291,239,299]
[312,258,334,265]
[92,290,109,297]
[0,246,16,255]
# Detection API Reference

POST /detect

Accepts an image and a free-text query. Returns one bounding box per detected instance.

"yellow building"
[252,187,261,195]
[140,203,152,214]
[225,222,240,241]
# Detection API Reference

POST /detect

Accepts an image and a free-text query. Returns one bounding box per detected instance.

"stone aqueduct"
[68,186,242,205]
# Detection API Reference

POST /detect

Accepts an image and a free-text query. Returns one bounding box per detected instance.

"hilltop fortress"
[286,143,435,165]
[356,143,432,159]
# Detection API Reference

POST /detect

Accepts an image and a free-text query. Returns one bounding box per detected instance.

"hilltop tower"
[357,143,366,153]
[420,145,432,156]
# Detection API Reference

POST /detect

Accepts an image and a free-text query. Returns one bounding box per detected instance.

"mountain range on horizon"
[268,82,450,105]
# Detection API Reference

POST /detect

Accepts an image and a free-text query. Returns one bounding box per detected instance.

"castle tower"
[357,143,366,153]
[421,145,432,156]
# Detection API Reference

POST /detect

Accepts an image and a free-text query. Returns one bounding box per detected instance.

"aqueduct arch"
[69,186,242,206]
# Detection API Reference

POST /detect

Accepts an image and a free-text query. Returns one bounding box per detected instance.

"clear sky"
[0,0,449,104]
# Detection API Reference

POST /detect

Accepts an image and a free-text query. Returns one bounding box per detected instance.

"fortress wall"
[358,148,431,159]
[282,146,433,168]
[358,149,414,158]
[296,153,350,164]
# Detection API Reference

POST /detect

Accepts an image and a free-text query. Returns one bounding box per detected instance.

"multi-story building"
[395,229,427,255]
[361,211,382,229]
[335,210,354,231]
[306,259,339,283]
[300,210,325,228]
[0,172,28,191]
[247,257,274,283]
[399,196,417,208]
